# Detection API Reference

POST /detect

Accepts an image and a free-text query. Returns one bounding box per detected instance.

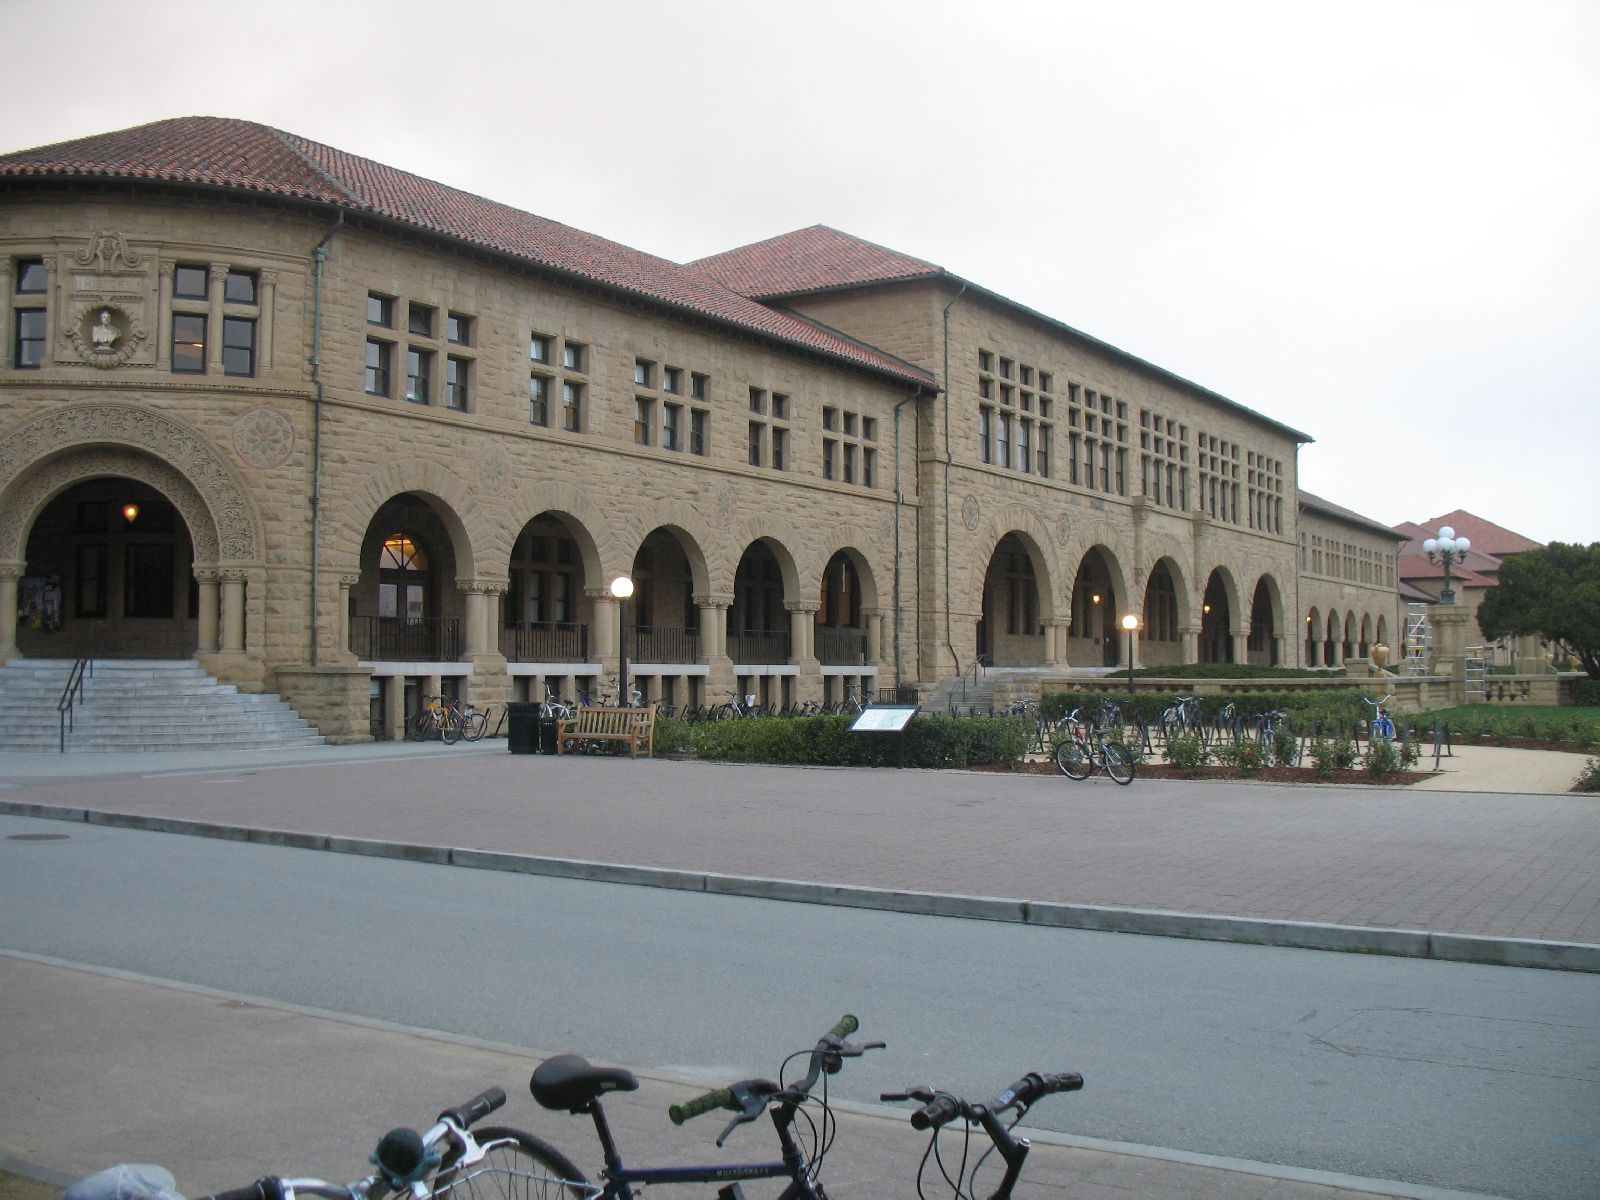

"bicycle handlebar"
[883,1070,1084,1130]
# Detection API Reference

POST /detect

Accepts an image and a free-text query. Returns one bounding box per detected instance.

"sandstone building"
[1,118,1403,740]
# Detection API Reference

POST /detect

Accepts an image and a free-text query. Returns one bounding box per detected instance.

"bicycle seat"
[530,1054,640,1112]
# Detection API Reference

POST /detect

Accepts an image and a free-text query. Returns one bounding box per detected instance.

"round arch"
[331,457,482,582]
[1305,606,1322,667]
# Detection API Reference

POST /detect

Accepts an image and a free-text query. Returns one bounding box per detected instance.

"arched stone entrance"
[980,533,1046,666]
[0,405,263,677]
[1199,570,1234,663]
[1068,547,1120,667]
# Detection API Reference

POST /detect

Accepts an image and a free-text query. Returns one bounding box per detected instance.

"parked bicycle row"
[71,1016,1081,1200]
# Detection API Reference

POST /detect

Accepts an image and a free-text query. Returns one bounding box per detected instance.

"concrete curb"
[6,799,1598,973]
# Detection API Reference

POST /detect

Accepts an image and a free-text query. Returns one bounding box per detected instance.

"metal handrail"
[57,657,92,753]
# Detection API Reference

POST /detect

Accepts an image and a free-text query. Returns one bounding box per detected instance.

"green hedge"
[1576,679,1600,706]
[655,714,1034,768]
[1128,663,1344,680]
[1040,688,1370,726]
[1415,705,1600,750]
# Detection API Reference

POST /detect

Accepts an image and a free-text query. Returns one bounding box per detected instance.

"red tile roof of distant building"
[0,118,934,390]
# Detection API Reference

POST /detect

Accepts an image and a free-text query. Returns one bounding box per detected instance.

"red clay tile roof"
[1410,510,1543,556]
[691,225,944,297]
[1297,490,1406,539]
[693,225,1315,445]
[0,119,934,390]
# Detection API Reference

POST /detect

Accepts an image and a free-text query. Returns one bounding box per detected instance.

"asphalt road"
[5,814,1597,1199]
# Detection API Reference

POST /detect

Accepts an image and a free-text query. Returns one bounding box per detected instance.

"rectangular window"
[224,269,258,305]
[635,397,654,446]
[823,406,838,431]
[1018,419,1031,472]
[997,413,1011,468]
[562,381,582,430]
[843,411,856,436]
[862,417,877,441]
[863,447,876,488]
[367,293,393,327]
[690,409,707,454]
[365,339,391,396]
[748,420,763,466]
[408,303,435,336]
[691,372,708,400]
[125,542,176,619]
[662,366,681,394]
[1037,426,1050,478]
[843,442,856,484]
[822,438,836,480]
[634,359,653,387]
[407,348,432,403]
[445,356,469,410]
[222,316,256,377]
[75,544,107,617]
[529,375,549,426]
[772,393,788,420]
[14,309,46,368]
[663,402,682,450]
[749,387,766,414]
[175,265,209,301]
[446,312,472,345]
[979,407,992,464]
[771,426,786,470]
[529,333,551,363]
[172,313,207,374]
[16,258,47,293]
[562,342,585,371]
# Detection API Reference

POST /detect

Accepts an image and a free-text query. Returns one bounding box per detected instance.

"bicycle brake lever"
[880,1085,936,1103]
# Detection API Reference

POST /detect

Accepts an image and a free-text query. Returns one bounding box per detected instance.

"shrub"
[1107,729,1147,767]
[1576,679,1600,706]
[1164,732,1210,773]
[1214,739,1267,775]
[1309,736,1359,778]
[1271,725,1300,768]
[1365,736,1403,779]
[1576,758,1600,793]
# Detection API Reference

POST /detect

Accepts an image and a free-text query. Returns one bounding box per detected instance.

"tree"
[1477,542,1600,679]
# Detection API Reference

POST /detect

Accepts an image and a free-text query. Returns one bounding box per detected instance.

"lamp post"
[611,575,634,705]
[1422,526,1471,605]
[1121,613,1138,693]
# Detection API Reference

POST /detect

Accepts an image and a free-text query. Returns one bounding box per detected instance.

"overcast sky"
[6,0,1596,545]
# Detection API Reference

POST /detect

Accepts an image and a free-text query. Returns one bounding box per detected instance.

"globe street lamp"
[1121,613,1139,693]
[1423,526,1471,606]
[611,575,634,705]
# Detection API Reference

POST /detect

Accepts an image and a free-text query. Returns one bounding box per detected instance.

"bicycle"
[542,682,575,723]
[1364,693,1397,741]
[440,699,490,745]
[524,1014,883,1198]
[1252,708,1302,766]
[406,695,448,742]
[1159,695,1204,744]
[881,1069,1084,1199]
[187,1085,589,1200]
[1053,708,1135,784]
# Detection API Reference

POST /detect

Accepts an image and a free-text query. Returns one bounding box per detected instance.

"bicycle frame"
[583,1098,825,1198]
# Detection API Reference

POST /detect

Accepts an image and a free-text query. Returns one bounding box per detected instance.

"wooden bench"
[555,704,657,758]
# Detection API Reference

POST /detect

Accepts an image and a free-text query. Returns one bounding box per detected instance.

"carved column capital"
[694,593,734,609]
[458,578,508,597]
[0,561,26,583]
[159,261,176,279]
[337,573,362,589]
[218,567,250,584]
[192,567,222,584]
[785,601,820,615]
[208,263,230,285]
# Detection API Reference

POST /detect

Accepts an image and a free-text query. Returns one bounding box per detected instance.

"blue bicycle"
[525,1015,882,1198]
[1364,693,1397,740]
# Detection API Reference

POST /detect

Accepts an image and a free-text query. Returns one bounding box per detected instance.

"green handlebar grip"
[828,1014,859,1039]
[668,1088,732,1125]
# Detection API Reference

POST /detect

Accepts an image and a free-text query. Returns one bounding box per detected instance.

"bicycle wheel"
[442,710,462,744]
[1102,743,1135,785]
[464,710,489,741]
[407,710,437,741]
[434,1126,591,1200]
[1054,736,1090,780]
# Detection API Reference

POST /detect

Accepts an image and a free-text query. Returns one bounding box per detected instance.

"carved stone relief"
[75,230,144,273]
[0,404,260,561]
[65,303,149,369]
[231,406,296,471]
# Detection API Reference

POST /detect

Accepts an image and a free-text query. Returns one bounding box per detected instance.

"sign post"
[850,704,920,768]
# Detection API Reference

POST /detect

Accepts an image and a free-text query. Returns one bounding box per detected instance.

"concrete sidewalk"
[0,954,1501,1200]
[2,741,1597,966]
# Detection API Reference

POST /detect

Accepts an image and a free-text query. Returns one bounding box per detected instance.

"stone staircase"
[2,658,326,752]
[925,670,998,715]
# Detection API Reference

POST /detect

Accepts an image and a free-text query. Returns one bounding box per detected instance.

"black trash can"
[506,702,541,754]
[537,708,560,755]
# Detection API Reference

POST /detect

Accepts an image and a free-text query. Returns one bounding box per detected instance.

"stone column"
[588,590,619,663]
[337,574,361,661]
[865,610,884,663]
[1181,624,1200,665]
[207,264,227,372]
[787,601,818,662]
[193,567,221,654]
[0,562,22,661]
[0,261,12,369]
[384,674,405,741]
[1231,628,1249,667]
[258,270,277,371]
[696,595,730,659]
[156,263,174,370]
[220,568,247,653]
[1040,618,1066,667]
[1429,605,1473,704]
